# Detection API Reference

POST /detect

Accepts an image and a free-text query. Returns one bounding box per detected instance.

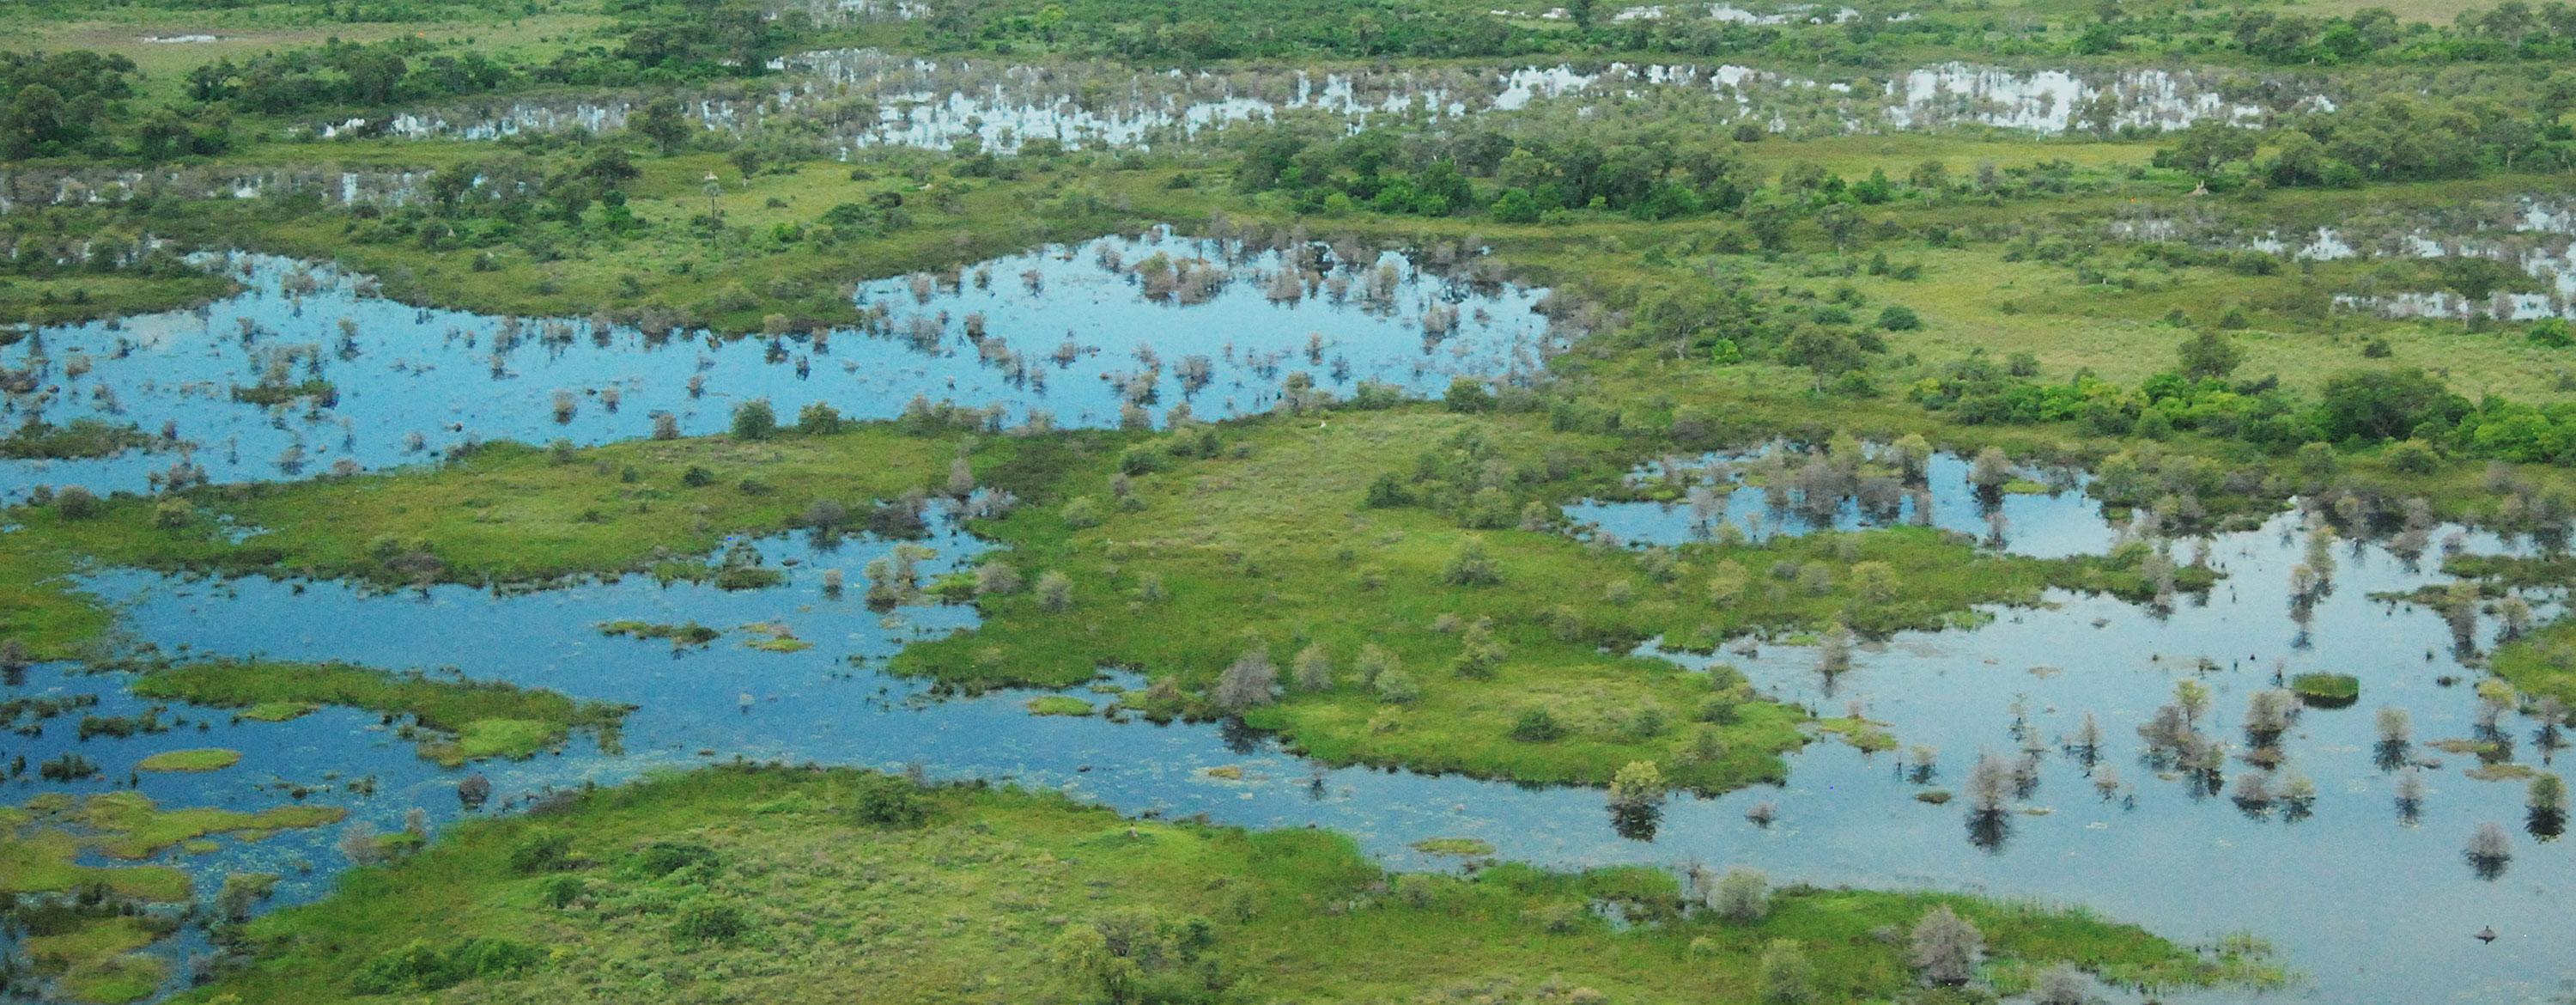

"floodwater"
[5,243,2574,1004]
[0,230,1558,502]
[1564,447,2125,558]
[313,51,2328,154]
[2119,195,2576,322]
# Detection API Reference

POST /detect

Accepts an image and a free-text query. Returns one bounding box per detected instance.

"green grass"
[598,620,720,647]
[135,747,242,772]
[0,825,191,902]
[2287,672,2362,709]
[1024,695,1096,716]
[2490,621,2576,709]
[128,661,628,766]
[1410,837,1496,856]
[23,916,169,1005]
[179,765,2279,1004]
[0,270,238,327]
[18,789,347,861]
[240,701,314,722]
[896,406,2190,792]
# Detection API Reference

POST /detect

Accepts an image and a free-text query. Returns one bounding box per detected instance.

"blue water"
[0,230,1555,502]
[3,239,2574,1004]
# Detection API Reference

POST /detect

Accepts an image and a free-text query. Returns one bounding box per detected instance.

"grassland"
[128,661,629,765]
[2489,621,2576,709]
[179,765,2280,1004]
[135,747,243,772]
[896,405,2190,791]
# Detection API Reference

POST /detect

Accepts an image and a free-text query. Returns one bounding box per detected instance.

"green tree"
[2177,329,2245,380]
[631,96,692,155]
[731,399,777,440]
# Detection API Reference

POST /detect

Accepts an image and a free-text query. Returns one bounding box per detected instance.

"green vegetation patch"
[240,702,314,722]
[0,424,975,659]
[897,407,2198,793]
[1024,695,1096,716]
[130,661,627,765]
[0,827,191,901]
[2287,673,2362,709]
[0,418,155,461]
[180,765,2274,1005]
[24,916,171,1005]
[1409,837,1496,856]
[2491,619,2576,709]
[135,747,242,772]
[69,790,346,860]
[598,620,720,647]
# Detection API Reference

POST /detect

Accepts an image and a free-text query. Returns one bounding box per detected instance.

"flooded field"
[0,229,1558,502]
[316,51,2330,154]
[3,235,2573,1005]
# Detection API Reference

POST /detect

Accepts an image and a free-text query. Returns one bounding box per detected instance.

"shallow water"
[0,231,1554,502]
[2123,195,2576,322]
[320,52,2327,154]
[1564,447,2125,558]
[7,483,2573,1001]
[4,234,2573,1000]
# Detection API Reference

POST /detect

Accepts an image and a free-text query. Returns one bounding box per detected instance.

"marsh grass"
[129,661,626,766]
[179,765,2270,1005]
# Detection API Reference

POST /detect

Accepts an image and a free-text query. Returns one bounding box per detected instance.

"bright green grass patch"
[1817,717,1900,753]
[1024,695,1096,716]
[1410,837,1496,856]
[70,790,346,860]
[0,828,191,901]
[739,623,813,653]
[240,702,314,722]
[178,765,2279,1005]
[135,748,242,772]
[598,620,720,647]
[2490,618,2576,710]
[2287,673,2362,709]
[24,915,170,1005]
[129,661,627,765]
[433,719,564,767]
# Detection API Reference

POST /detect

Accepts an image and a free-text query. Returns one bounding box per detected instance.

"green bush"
[1443,378,1495,412]
[628,841,721,880]
[350,937,543,993]
[796,402,844,435]
[2385,439,2439,474]
[1876,306,1923,331]
[1510,708,1565,742]
[507,832,576,874]
[850,773,930,826]
[731,399,777,441]
[54,485,100,519]
[673,900,750,942]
